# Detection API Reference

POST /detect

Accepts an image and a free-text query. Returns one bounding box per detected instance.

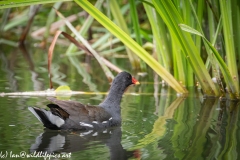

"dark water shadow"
[29,127,136,160]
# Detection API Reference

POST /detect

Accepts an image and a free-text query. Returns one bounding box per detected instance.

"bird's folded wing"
[47,97,111,122]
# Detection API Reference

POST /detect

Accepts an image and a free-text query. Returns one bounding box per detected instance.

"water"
[1,44,240,160]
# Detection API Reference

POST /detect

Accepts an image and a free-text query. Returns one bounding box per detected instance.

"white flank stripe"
[102,121,108,123]
[92,121,98,124]
[109,117,113,120]
[79,122,93,128]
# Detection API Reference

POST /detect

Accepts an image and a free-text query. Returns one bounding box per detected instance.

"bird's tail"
[28,107,64,130]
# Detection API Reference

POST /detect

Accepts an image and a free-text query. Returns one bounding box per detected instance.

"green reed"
[0,0,239,99]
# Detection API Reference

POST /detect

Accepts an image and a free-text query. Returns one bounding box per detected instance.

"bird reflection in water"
[30,127,137,160]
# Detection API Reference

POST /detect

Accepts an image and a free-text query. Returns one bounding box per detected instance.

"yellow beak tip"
[135,81,140,85]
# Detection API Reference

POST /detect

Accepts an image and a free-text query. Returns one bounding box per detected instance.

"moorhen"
[28,71,139,130]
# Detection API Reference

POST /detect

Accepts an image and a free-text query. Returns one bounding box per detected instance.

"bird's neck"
[99,86,125,108]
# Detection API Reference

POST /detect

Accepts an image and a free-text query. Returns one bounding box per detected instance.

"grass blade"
[74,0,187,94]
[130,0,142,46]
[153,0,219,96]
[66,0,103,55]
[179,24,238,99]
[0,0,72,9]
[143,2,172,72]
[110,0,140,68]
[219,0,239,94]
[55,9,114,81]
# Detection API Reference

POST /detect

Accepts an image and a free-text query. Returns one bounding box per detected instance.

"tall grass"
[0,0,239,99]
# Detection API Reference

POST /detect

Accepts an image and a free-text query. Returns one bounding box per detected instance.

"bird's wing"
[47,97,111,123]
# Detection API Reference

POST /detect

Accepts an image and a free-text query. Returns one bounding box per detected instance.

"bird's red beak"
[132,77,140,85]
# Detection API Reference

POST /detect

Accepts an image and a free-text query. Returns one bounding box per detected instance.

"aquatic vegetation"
[0,0,239,99]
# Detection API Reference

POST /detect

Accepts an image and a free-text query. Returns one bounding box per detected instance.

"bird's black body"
[28,71,139,130]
